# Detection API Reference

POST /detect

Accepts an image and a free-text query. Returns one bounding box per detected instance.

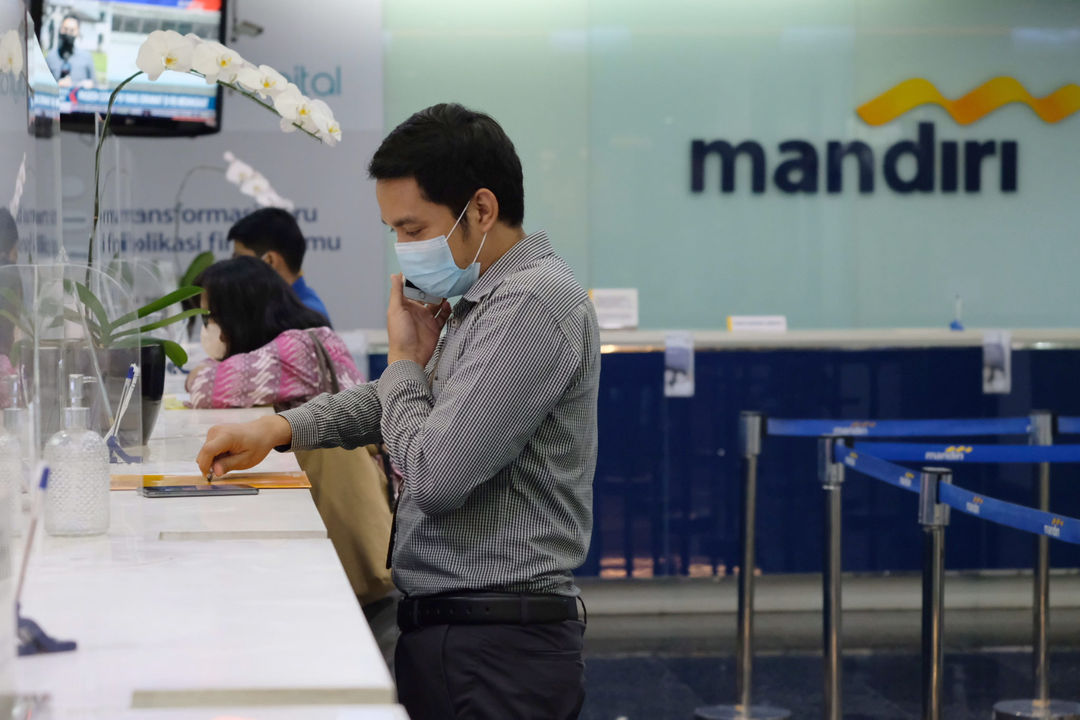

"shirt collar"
[461,230,553,304]
[292,275,308,291]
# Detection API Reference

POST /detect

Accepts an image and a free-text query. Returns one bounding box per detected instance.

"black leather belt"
[397,592,580,632]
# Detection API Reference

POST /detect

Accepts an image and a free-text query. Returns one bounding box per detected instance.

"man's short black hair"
[368,103,524,227]
[227,207,306,274]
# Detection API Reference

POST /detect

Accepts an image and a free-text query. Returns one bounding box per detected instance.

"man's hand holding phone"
[387,274,451,368]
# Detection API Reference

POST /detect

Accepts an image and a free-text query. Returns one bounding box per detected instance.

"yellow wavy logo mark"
[857,77,1080,126]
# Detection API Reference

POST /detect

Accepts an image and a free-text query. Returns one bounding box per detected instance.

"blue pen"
[106,364,142,463]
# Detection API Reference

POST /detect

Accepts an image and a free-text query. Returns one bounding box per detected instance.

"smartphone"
[403,278,441,305]
[140,485,259,498]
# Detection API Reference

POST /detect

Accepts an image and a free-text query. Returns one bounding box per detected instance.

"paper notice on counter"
[983,330,1012,394]
[664,332,695,397]
[727,315,788,332]
[589,288,639,330]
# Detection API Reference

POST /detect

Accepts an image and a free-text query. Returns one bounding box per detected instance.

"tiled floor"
[581,650,1080,719]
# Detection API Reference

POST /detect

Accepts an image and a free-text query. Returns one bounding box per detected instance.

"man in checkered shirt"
[198,103,600,720]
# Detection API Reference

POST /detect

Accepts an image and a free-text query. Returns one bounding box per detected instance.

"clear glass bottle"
[0,375,24,536]
[44,375,110,537]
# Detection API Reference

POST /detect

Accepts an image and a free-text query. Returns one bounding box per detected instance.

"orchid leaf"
[112,336,190,368]
[0,310,31,339]
[107,285,204,333]
[111,307,207,340]
[180,252,214,288]
[74,282,110,332]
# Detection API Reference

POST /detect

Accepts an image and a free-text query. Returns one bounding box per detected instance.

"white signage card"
[589,288,639,330]
[727,315,788,333]
[982,330,1012,394]
[664,331,695,398]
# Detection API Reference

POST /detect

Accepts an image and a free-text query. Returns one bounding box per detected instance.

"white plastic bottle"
[44,375,110,537]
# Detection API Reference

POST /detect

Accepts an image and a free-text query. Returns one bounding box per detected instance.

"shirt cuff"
[277,403,319,451]
[376,359,429,405]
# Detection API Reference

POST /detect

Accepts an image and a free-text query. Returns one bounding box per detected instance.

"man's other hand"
[196,414,293,477]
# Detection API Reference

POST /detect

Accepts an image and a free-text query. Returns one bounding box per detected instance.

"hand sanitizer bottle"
[44,375,110,537]
[0,375,25,536]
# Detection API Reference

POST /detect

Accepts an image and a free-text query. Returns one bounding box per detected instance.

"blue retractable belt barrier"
[853,442,1080,464]
[832,444,920,493]
[939,483,1080,545]
[1058,416,1080,435]
[767,417,1031,438]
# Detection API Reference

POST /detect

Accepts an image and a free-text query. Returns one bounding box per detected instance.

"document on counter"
[111,471,310,491]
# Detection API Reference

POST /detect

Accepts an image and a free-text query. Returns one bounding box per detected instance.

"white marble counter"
[12,406,398,716]
[16,538,394,712]
[109,489,326,541]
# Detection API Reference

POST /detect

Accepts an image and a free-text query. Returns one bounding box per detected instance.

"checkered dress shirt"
[280,231,600,597]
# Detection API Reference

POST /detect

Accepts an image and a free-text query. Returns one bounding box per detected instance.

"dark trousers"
[395,620,586,720]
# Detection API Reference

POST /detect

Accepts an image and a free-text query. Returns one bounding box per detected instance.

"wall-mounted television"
[29,0,227,137]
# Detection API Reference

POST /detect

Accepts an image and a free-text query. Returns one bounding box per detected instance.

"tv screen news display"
[33,0,226,136]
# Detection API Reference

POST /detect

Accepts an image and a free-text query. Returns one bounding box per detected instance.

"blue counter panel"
[369,348,1080,577]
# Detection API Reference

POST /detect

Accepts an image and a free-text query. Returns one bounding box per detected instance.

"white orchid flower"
[239,173,271,199]
[135,30,195,81]
[236,63,287,99]
[223,151,257,185]
[223,151,293,209]
[273,83,318,131]
[191,41,244,84]
[308,99,341,146]
[0,29,23,76]
[256,191,295,211]
[319,120,342,146]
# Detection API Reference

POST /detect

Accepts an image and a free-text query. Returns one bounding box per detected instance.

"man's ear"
[262,250,285,275]
[471,188,500,234]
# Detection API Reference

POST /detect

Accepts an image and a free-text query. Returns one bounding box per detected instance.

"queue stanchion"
[695,412,790,720]
[993,414,1080,720]
[819,438,844,720]
[919,467,951,720]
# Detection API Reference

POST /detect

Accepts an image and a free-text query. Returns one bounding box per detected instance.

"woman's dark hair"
[368,103,524,228]
[195,256,328,358]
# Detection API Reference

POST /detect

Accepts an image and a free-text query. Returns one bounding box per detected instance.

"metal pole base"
[993,699,1080,720]
[694,705,791,720]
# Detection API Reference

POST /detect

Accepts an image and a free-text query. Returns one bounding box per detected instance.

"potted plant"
[68,280,206,443]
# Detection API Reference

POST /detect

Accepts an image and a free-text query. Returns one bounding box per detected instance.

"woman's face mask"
[200,319,227,361]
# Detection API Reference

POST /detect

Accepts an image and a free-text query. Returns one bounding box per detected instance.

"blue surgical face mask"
[394,202,487,299]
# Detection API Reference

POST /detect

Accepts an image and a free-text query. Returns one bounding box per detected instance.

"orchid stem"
[88,70,142,275]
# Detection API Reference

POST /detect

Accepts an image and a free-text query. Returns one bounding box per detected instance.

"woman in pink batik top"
[186,256,362,410]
